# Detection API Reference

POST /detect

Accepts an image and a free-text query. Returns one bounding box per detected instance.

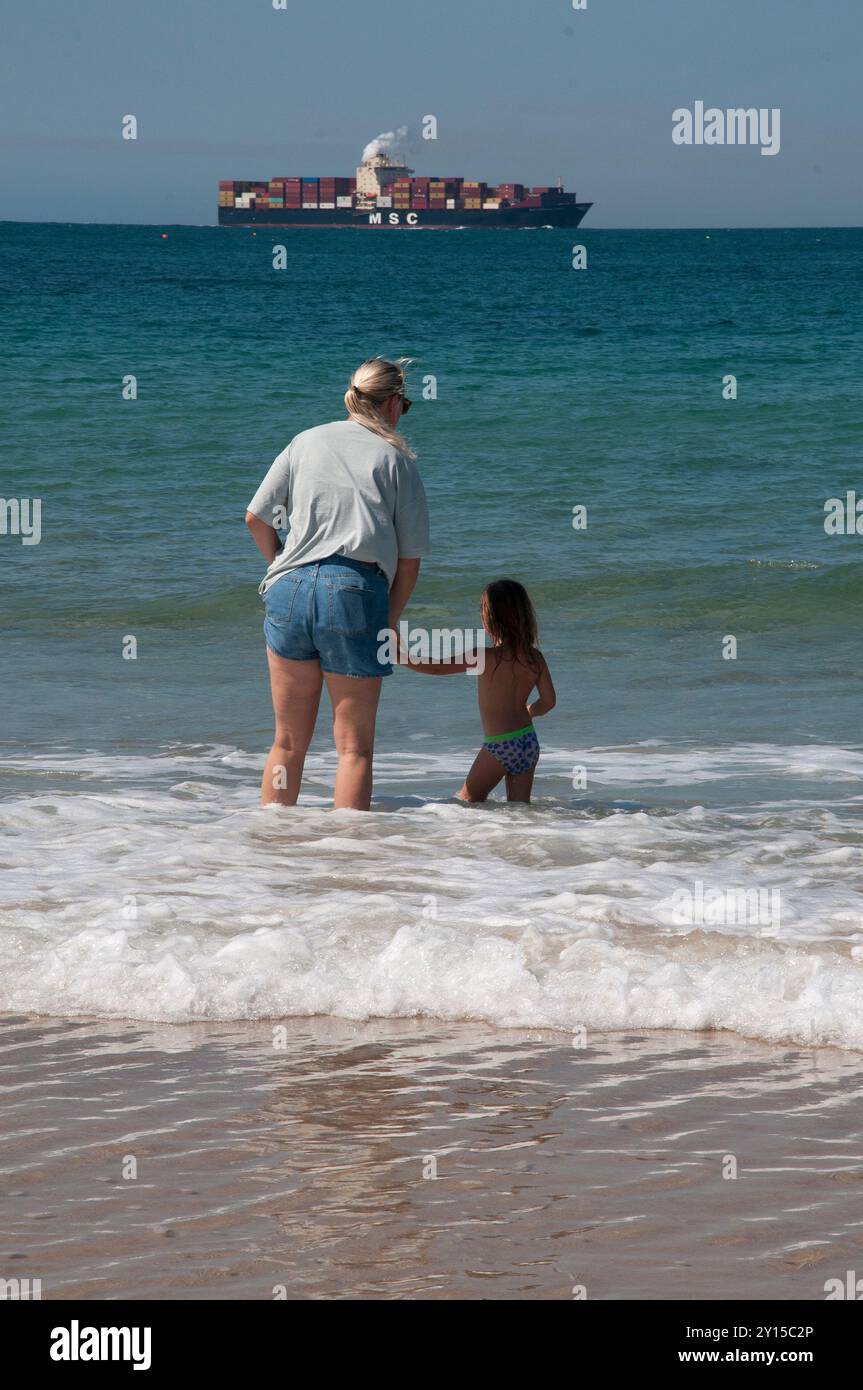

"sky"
[1,0,860,228]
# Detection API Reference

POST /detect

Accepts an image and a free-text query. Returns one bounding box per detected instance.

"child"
[399,578,556,804]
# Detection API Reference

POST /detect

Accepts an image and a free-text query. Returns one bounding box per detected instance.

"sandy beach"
[3,1014,862,1301]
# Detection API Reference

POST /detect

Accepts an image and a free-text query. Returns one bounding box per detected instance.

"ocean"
[2,221,863,1048]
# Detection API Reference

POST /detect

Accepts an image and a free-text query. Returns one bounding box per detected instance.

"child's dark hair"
[481,579,541,673]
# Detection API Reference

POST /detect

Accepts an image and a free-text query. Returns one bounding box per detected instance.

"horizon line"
[1,219,861,232]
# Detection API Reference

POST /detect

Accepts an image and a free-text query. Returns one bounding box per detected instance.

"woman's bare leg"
[261,651,323,806]
[456,747,506,803]
[505,768,535,804]
[324,672,383,810]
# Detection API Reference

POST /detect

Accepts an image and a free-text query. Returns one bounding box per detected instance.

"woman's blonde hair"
[344,356,416,459]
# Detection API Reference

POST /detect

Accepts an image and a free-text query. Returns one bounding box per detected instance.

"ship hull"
[217,203,592,230]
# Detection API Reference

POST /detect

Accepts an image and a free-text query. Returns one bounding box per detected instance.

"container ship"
[217,151,592,229]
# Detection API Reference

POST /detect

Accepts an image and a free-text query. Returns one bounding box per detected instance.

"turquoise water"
[2,222,863,1041]
[3,224,862,763]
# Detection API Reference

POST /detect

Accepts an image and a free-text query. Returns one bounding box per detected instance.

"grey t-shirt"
[247,420,431,593]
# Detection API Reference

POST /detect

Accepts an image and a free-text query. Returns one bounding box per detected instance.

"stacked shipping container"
[461,179,486,210]
[496,183,525,202]
[218,172,575,218]
[428,178,446,210]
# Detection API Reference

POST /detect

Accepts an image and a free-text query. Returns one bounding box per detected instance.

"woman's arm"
[389,558,421,627]
[245,511,280,565]
[396,638,483,675]
[527,653,557,717]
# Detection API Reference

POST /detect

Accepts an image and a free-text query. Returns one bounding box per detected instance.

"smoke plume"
[362,126,408,163]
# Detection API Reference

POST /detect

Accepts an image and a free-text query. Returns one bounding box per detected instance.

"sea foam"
[1,742,862,1048]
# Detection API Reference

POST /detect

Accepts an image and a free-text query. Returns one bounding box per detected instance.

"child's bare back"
[477,644,553,740]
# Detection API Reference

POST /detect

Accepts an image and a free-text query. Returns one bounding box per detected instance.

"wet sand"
[2,1014,862,1300]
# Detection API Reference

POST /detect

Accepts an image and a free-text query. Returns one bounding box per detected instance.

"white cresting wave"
[2,742,863,1049]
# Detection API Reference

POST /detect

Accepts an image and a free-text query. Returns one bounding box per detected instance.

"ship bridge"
[355,154,415,200]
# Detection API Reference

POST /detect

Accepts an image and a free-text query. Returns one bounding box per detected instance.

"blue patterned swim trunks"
[482,724,540,775]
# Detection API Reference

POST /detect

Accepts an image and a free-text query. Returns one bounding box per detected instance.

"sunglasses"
[399,393,412,414]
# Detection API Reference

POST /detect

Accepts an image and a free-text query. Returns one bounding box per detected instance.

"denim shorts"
[262,555,392,678]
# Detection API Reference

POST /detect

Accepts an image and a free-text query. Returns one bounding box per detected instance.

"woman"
[245,357,429,811]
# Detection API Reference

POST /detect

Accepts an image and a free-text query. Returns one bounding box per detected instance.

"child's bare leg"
[456,748,506,803]
[505,768,535,803]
